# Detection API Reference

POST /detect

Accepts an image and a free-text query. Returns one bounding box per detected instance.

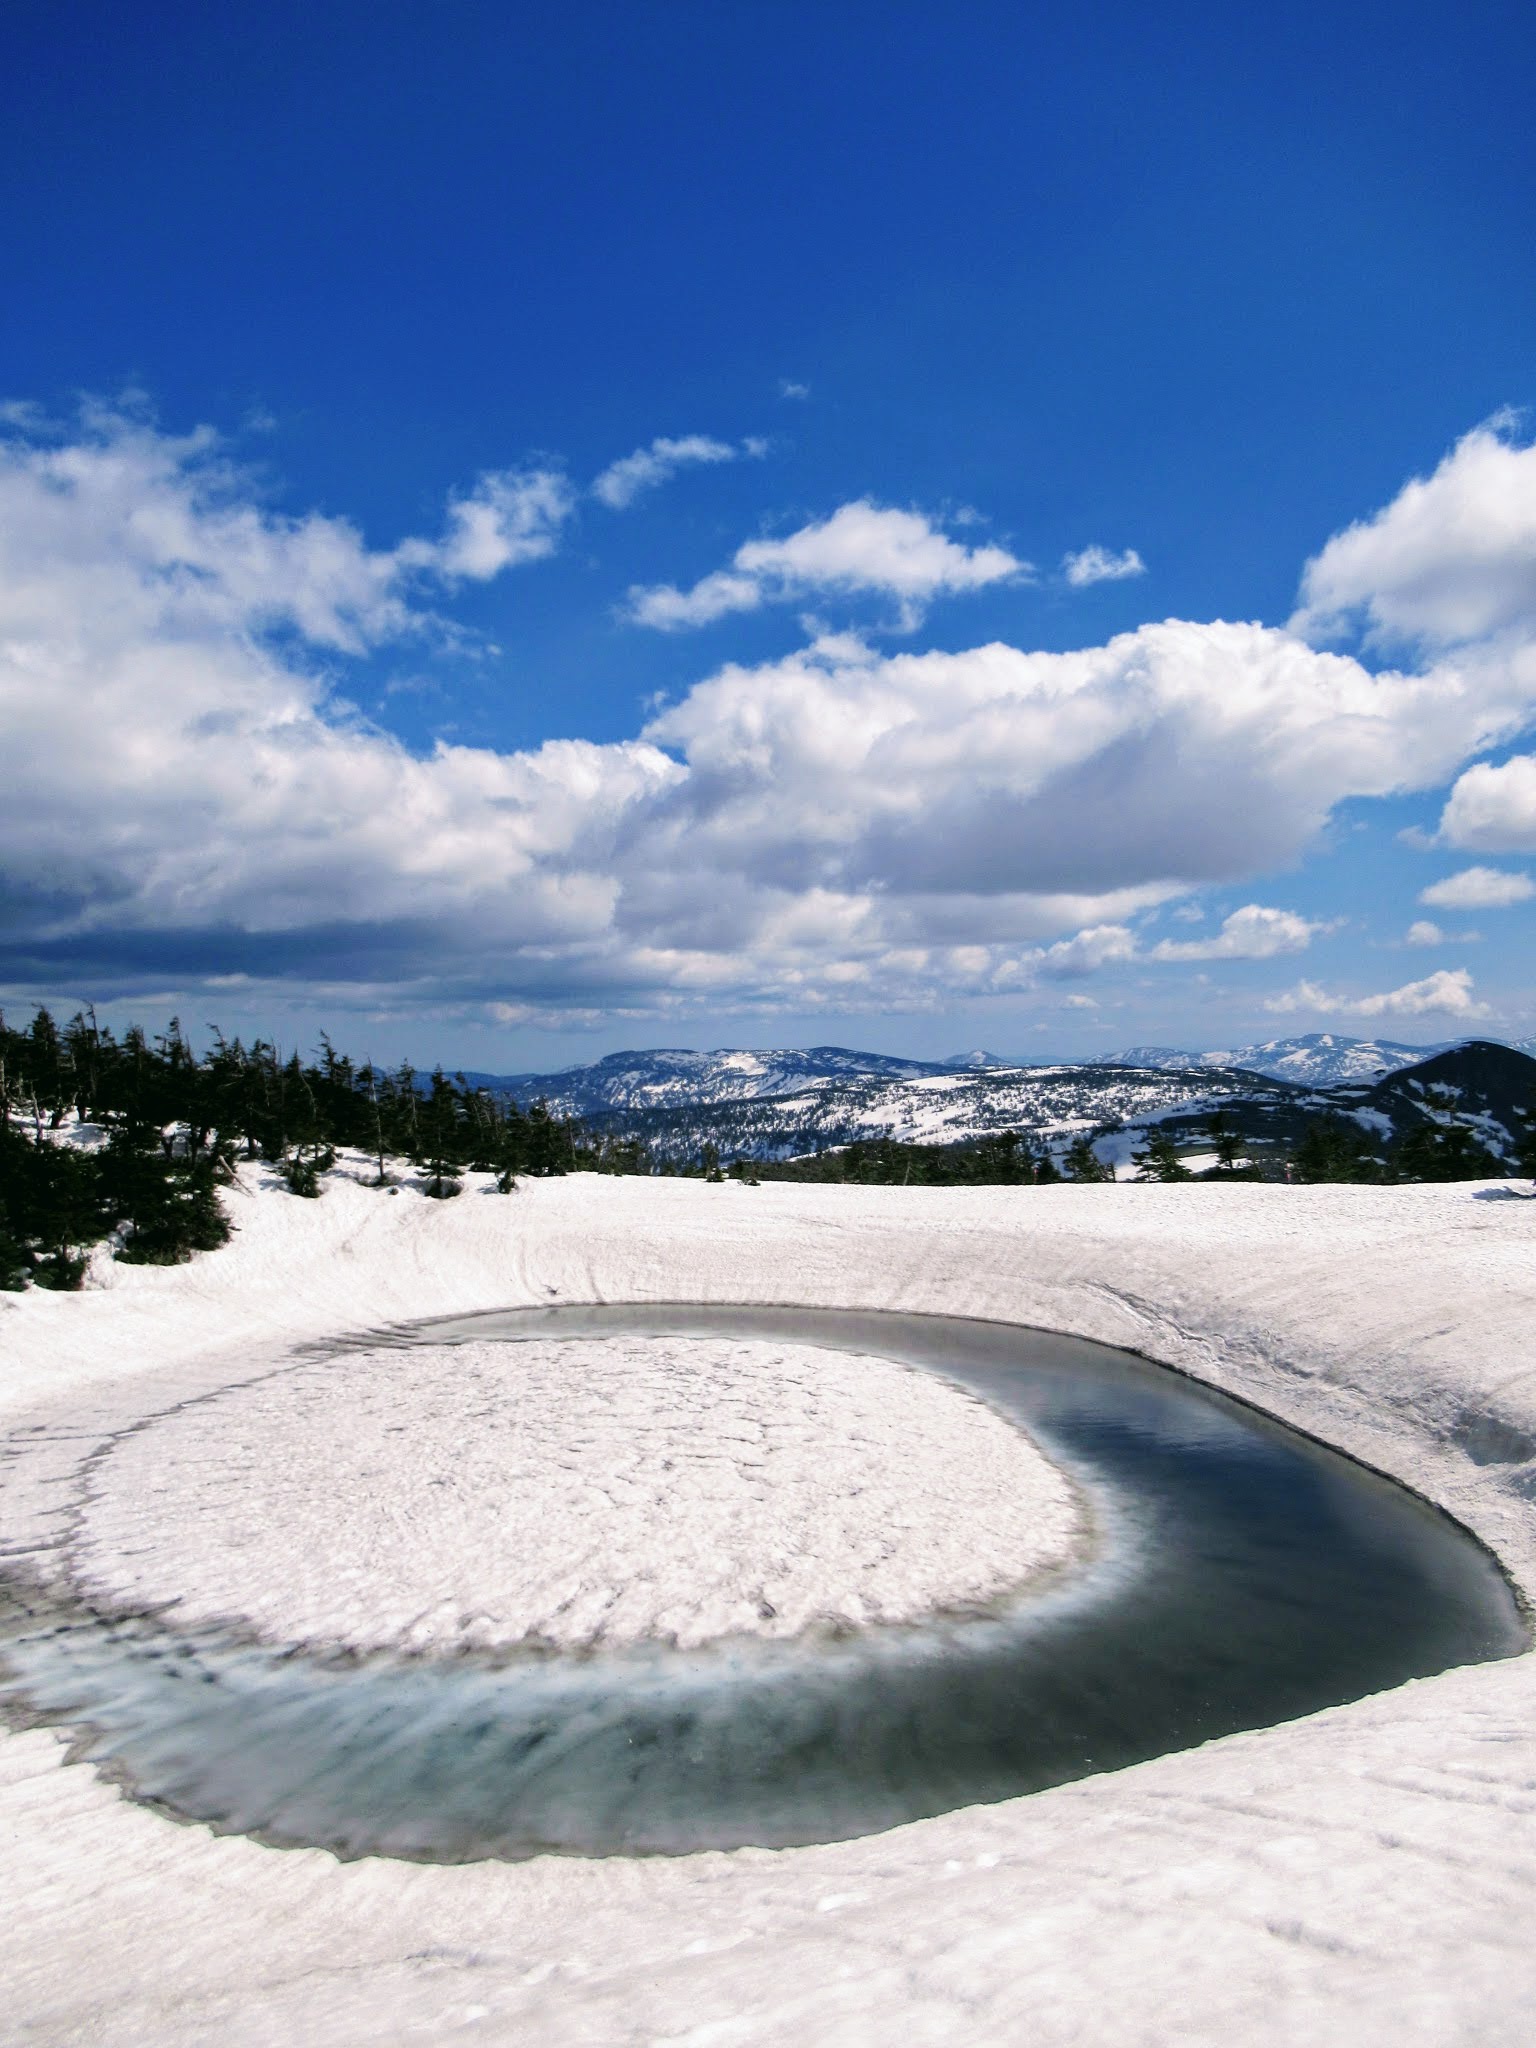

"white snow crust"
[3,1165,1536,2045]
[73,1335,1082,1654]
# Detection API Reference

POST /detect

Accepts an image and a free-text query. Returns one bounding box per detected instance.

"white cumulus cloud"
[644,617,1536,913]
[7,407,1536,1027]
[1437,753,1536,851]
[1149,904,1321,962]
[431,468,574,578]
[1265,969,1489,1020]
[628,500,1026,631]
[1062,545,1146,588]
[1405,920,1446,946]
[1419,865,1534,910]
[1292,418,1536,649]
[1036,925,1138,977]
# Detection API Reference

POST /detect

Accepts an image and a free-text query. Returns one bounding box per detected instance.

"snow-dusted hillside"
[1356,1040,1536,1163]
[465,1044,943,1113]
[579,1061,1294,1165]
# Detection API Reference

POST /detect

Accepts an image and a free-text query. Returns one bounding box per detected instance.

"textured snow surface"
[75,1335,1081,1654]
[4,1166,1536,2045]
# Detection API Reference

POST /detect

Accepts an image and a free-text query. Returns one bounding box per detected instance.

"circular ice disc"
[73,1335,1087,1656]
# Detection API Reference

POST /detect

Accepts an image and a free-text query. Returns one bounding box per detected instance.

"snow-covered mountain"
[1099,1033,1465,1087]
[561,1060,1293,1166]
[1217,1033,1467,1085]
[1092,1045,1210,1074]
[463,1045,945,1116]
[1351,1041,1536,1164]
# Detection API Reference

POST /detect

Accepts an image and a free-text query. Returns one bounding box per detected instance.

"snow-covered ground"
[3,1164,1536,2045]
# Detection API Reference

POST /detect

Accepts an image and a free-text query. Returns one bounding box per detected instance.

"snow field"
[2,1163,1536,2044]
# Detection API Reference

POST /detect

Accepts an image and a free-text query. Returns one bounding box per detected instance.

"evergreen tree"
[274,1052,334,1195]
[63,1007,106,1122]
[0,1114,102,1288]
[1290,1117,1380,1183]
[487,1093,533,1191]
[1392,1118,1500,1183]
[523,1099,573,1176]
[356,1062,394,1185]
[975,1130,1028,1183]
[1514,1103,1536,1184]
[415,1068,466,1198]
[1132,1129,1192,1181]
[100,1115,232,1264]
[1208,1108,1244,1175]
[1064,1133,1112,1182]
[25,1008,69,1129]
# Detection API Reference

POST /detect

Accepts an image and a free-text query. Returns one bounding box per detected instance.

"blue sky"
[2,0,1534,1066]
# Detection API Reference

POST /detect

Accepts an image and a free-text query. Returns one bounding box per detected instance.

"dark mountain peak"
[1363,1040,1536,1158]
[1386,1039,1536,1088]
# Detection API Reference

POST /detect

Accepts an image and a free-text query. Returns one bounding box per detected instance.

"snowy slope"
[1358,1040,1536,1161]
[2,1171,1535,2046]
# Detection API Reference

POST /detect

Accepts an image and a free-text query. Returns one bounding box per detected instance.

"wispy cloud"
[1062,544,1146,588]
[591,433,763,511]
[0,404,572,657]
[629,500,1027,631]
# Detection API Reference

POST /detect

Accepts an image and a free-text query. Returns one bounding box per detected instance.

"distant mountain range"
[1093,1033,1473,1086]
[460,1045,945,1115]
[458,1033,1536,1170]
[554,1060,1276,1166]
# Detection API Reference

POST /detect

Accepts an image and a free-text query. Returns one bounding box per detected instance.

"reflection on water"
[0,1305,1525,1861]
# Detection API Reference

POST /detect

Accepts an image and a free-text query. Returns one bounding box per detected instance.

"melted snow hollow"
[73,1335,1085,1655]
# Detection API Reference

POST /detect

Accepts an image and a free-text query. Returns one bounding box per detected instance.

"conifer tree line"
[751,1130,1082,1187]
[0,1007,618,1290]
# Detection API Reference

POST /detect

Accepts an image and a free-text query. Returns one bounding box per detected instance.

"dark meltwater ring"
[0,1305,1525,1862]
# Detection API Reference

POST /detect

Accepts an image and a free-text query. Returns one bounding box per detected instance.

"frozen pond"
[0,1304,1524,1862]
